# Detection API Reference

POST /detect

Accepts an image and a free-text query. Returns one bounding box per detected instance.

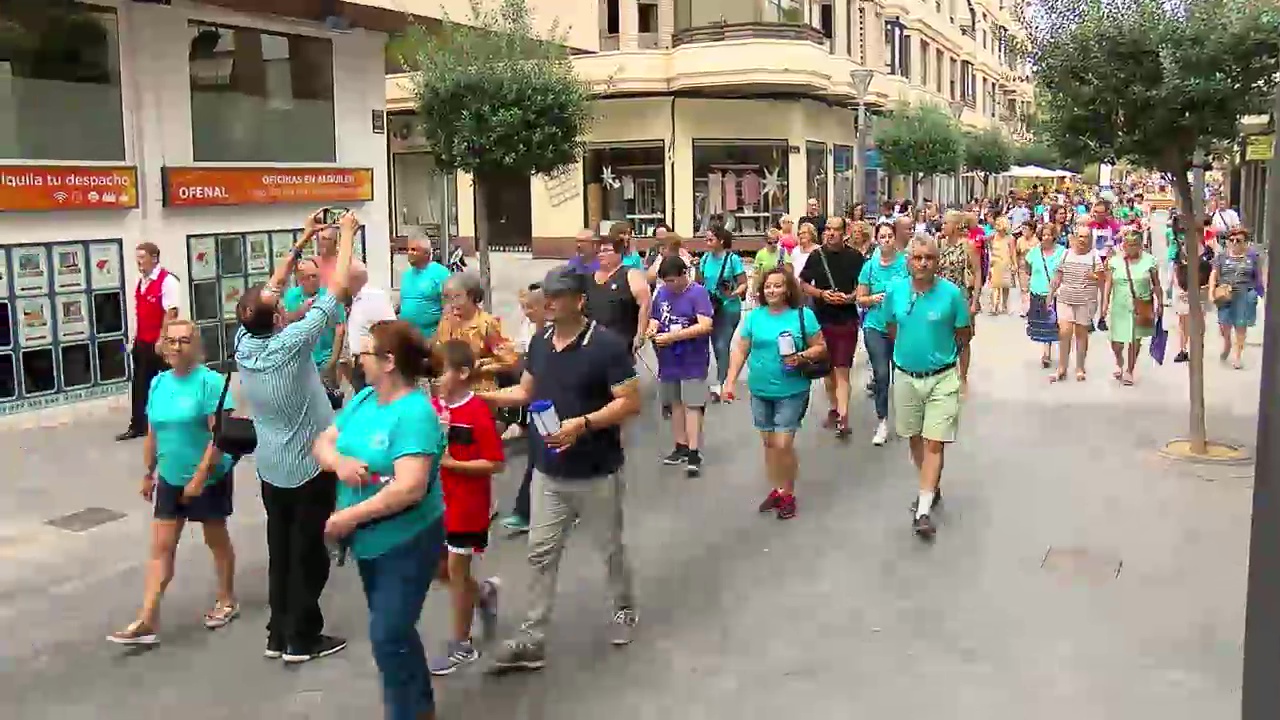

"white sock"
[916,491,935,519]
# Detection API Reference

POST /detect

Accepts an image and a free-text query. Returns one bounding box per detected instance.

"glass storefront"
[187,229,366,368]
[805,141,828,214]
[391,152,457,288]
[692,140,789,236]
[584,143,667,238]
[833,144,854,215]
[188,23,335,163]
[0,3,124,161]
[0,240,129,414]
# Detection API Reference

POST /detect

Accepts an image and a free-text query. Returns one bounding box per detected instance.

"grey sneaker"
[610,608,638,646]
[485,634,546,674]
[477,577,501,641]
[428,639,479,676]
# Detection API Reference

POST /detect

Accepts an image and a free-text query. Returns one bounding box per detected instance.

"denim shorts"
[1217,288,1258,328]
[749,392,810,433]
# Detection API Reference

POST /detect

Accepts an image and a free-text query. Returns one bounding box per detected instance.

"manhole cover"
[1040,546,1123,581]
[45,507,126,533]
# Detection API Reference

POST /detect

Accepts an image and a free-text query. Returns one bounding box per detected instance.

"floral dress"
[939,240,972,298]
[432,310,517,392]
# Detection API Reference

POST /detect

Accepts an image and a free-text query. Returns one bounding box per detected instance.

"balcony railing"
[672,21,826,48]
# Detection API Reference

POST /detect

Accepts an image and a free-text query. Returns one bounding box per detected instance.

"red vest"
[135,268,170,344]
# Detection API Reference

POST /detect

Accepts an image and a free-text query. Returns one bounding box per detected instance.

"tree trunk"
[1167,163,1209,454]
[471,179,494,311]
[911,173,919,201]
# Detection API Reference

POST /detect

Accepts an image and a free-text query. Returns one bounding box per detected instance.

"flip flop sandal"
[1113,369,1123,381]
[203,601,240,630]
[1120,373,1135,386]
[1049,370,1066,383]
[1076,371,1087,382]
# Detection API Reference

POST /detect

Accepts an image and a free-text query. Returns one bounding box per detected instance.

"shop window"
[391,152,457,288]
[0,4,124,161]
[692,141,788,237]
[584,143,667,238]
[805,141,828,215]
[833,145,854,216]
[188,23,335,163]
[0,241,130,413]
[188,229,366,368]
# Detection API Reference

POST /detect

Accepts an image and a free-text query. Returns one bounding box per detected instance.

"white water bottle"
[529,400,565,454]
[776,331,797,357]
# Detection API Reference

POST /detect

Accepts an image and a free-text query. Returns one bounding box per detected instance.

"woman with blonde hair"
[791,220,819,279]
[986,216,1016,314]
[109,319,240,645]
[1101,230,1162,385]
[432,273,518,393]
[847,220,874,256]
[938,210,982,389]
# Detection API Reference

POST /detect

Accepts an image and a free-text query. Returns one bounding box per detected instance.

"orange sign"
[162,166,374,207]
[0,166,139,212]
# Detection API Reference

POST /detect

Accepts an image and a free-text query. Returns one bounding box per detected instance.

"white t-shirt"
[346,285,396,354]
[141,266,182,311]
[790,247,813,279]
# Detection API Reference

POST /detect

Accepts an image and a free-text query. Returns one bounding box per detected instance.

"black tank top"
[586,266,640,342]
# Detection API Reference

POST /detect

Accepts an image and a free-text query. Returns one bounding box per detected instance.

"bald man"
[398,235,452,339]
[281,257,345,383]
[894,215,915,251]
[346,259,396,391]
[567,228,600,273]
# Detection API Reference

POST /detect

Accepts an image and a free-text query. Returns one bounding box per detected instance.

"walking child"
[429,340,505,675]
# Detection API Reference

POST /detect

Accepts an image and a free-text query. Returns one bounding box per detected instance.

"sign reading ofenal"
[161,166,375,207]
[0,383,128,416]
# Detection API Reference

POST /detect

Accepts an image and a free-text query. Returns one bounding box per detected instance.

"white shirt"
[791,247,813,279]
[141,265,181,311]
[346,285,397,354]
[1210,208,1241,233]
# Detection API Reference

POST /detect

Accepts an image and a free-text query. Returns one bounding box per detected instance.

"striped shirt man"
[235,293,341,488]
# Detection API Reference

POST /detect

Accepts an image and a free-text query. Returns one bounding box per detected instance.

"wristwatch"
[582,416,594,432]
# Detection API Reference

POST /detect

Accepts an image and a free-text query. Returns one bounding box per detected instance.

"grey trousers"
[521,469,634,642]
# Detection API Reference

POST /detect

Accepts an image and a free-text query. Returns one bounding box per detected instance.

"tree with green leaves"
[398,0,593,304]
[871,104,964,200]
[963,127,1014,196]
[1022,0,1280,455]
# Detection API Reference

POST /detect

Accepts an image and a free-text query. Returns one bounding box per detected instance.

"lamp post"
[950,100,966,206]
[850,69,874,212]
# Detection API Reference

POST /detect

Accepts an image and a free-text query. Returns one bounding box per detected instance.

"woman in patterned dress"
[939,210,982,391]
[432,273,518,394]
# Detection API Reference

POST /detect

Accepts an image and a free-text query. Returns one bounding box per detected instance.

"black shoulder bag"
[212,370,257,458]
[702,252,733,316]
[794,307,832,380]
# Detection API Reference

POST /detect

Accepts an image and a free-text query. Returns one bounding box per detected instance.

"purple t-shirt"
[651,283,714,381]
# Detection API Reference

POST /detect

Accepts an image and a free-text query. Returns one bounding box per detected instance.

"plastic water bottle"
[529,400,564,454]
[776,331,797,357]
[667,319,684,358]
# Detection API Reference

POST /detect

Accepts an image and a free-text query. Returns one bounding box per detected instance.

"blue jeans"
[711,309,741,385]
[357,521,445,720]
[863,327,893,420]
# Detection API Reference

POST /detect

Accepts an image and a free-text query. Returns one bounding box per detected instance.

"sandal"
[107,620,158,645]
[1076,370,1087,382]
[1049,369,1066,383]
[1120,372,1135,386]
[1113,368,1123,381]
[1040,356,1052,369]
[203,600,240,630]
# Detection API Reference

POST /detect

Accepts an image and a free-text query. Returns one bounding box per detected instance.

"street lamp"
[850,68,874,211]
[950,100,966,205]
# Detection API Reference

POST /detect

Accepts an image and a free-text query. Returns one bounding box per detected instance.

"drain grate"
[1040,546,1123,581]
[45,507,126,533]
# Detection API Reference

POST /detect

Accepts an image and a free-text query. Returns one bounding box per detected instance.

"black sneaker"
[913,513,937,539]
[282,634,347,664]
[909,490,943,515]
[264,635,285,659]
[662,447,688,466]
[1173,350,1189,363]
[114,428,144,442]
[685,450,702,477]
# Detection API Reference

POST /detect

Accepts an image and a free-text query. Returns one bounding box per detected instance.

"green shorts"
[893,367,962,442]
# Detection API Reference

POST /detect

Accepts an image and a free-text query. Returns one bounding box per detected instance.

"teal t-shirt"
[622,252,645,270]
[884,277,972,374]
[739,305,821,399]
[147,366,234,486]
[334,387,445,560]
[282,286,345,368]
[1026,245,1067,296]
[699,251,746,314]
[857,250,909,333]
[398,261,452,338]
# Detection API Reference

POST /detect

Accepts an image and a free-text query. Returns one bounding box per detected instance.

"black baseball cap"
[541,265,588,296]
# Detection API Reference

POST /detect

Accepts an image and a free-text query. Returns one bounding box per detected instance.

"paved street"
[0,257,1264,719]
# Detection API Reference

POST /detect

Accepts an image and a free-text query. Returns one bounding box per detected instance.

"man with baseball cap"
[479,265,642,672]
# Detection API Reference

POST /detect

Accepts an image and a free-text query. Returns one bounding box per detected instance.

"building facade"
[386,0,1034,258]
[0,0,433,422]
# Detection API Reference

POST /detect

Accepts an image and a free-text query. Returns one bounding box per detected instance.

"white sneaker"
[872,421,889,446]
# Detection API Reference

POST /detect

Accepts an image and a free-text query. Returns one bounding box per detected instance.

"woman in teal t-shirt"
[698,226,748,398]
[108,320,239,647]
[723,266,827,521]
[1023,223,1068,367]
[314,319,445,720]
[856,223,909,445]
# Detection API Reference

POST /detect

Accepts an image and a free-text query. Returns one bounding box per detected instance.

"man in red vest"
[116,242,181,441]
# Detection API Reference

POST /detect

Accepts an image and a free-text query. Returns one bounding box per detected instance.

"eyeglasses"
[163,336,193,346]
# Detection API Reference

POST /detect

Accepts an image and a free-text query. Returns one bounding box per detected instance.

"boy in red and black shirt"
[429,340,506,675]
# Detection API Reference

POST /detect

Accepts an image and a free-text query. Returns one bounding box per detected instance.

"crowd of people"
[101,184,1262,717]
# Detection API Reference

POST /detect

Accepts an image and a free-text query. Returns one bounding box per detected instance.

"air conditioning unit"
[389,114,428,152]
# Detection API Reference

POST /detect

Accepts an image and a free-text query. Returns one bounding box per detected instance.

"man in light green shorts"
[883,235,973,539]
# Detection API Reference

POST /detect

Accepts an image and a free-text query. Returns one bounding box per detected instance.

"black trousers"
[512,432,535,522]
[128,342,169,432]
[261,471,337,649]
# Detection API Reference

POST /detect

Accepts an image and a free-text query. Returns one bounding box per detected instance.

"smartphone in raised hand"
[322,207,350,226]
